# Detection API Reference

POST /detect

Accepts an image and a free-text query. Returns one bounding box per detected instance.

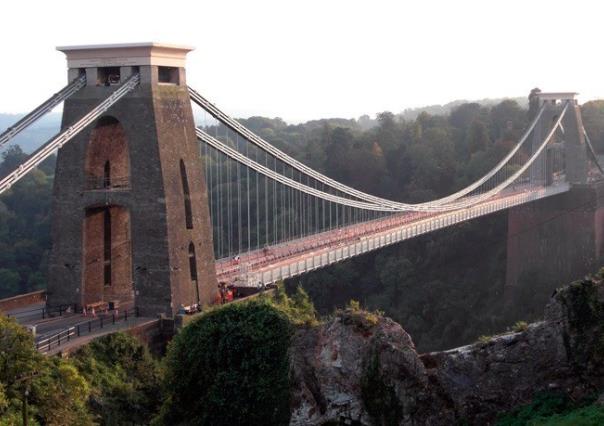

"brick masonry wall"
[84,120,130,186]
[0,290,46,313]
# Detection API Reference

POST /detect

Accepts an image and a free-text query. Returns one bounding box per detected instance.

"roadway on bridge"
[7,303,154,353]
[216,182,570,286]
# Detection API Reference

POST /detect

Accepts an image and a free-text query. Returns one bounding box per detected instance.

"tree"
[357,114,376,131]
[0,268,20,297]
[376,256,414,309]
[160,301,292,425]
[324,126,355,183]
[466,119,490,154]
[375,111,400,152]
[0,315,93,424]
[0,145,28,178]
[449,102,482,130]
[32,359,92,425]
[0,145,53,296]
[72,333,162,425]
[489,100,526,141]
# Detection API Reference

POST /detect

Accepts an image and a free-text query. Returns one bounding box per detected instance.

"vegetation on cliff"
[1,276,604,424]
[71,333,163,425]
[158,287,315,426]
[0,321,161,425]
[0,315,92,425]
[0,146,54,299]
[497,392,604,425]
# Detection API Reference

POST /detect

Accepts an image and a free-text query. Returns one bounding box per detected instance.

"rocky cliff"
[289,279,604,425]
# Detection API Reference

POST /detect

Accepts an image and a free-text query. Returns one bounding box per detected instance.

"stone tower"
[530,92,587,185]
[47,43,217,317]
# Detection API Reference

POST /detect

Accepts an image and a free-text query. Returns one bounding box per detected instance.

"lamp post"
[22,388,29,426]
[15,372,37,426]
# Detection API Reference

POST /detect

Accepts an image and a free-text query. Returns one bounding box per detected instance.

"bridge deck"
[216,183,570,287]
[42,317,158,356]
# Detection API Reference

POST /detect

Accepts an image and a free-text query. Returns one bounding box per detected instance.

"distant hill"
[0,112,61,154]
[398,97,528,121]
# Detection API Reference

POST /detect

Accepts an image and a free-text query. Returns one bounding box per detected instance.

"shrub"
[496,391,597,426]
[536,404,604,425]
[269,283,318,326]
[338,300,383,332]
[159,300,292,425]
[478,335,492,344]
[512,321,529,332]
[347,299,361,311]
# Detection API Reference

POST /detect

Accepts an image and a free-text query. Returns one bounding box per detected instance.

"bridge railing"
[7,303,77,322]
[234,183,571,287]
[35,327,77,353]
[35,306,139,353]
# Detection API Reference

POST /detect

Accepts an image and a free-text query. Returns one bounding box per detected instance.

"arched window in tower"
[85,116,130,190]
[180,159,193,229]
[103,160,111,188]
[188,242,198,282]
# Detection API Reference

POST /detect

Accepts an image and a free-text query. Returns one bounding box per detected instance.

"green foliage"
[339,300,382,332]
[160,300,292,426]
[71,332,163,425]
[496,392,602,426]
[0,147,54,298]
[478,335,492,344]
[32,358,92,425]
[0,315,93,425]
[347,299,361,311]
[361,348,402,425]
[267,283,318,326]
[466,119,491,154]
[0,268,20,296]
[533,404,604,425]
[512,321,529,332]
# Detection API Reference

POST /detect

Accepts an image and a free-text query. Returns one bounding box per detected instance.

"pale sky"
[0,0,602,122]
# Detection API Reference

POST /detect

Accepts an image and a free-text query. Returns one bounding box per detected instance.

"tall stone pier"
[506,90,598,299]
[47,43,217,317]
[506,181,604,296]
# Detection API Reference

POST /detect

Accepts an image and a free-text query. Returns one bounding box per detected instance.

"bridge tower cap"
[56,42,195,69]
[536,92,578,101]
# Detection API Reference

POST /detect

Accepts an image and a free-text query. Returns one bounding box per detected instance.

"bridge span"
[0,42,602,352]
[216,183,570,287]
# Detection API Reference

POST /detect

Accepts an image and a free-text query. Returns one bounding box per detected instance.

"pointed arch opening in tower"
[188,242,200,303]
[180,159,194,229]
[83,205,133,307]
[85,116,130,190]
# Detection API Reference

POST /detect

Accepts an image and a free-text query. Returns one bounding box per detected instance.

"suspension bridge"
[0,43,602,352]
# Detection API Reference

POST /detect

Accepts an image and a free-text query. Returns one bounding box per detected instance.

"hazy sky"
[1,0,602,122]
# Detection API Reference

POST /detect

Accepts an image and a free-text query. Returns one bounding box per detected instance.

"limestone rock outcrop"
[289,279,604,425]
